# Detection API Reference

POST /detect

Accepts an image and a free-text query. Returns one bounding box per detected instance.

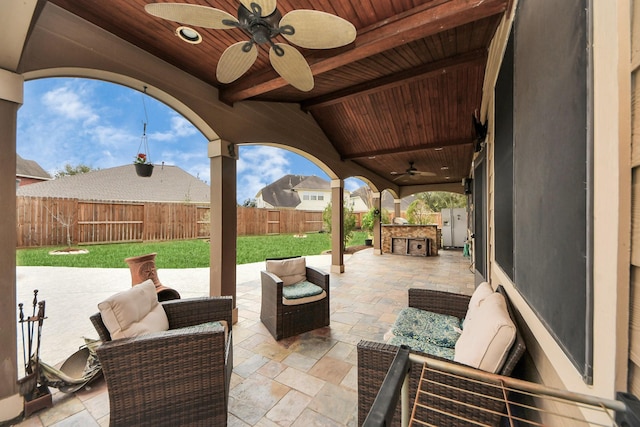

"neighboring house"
[255,174,355,212]
[16,164,210,203]
[16,154,51,187]
[347,194,369,213]
[351,186,416,213]
[255,174,307,209]
[293,175,332,211]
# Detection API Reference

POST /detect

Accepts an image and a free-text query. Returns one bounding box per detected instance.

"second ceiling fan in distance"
[145,0,357,91]
[390,161,436,182]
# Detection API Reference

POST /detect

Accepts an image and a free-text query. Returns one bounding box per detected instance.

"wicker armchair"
[358,286,526,426]
[90,297,233,427]
[260,260,330,340]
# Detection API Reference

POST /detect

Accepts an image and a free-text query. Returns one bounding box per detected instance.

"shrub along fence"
[16,196,325,248]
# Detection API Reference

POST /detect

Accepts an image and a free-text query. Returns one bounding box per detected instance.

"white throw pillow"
[463,281,494,328]
[266,257,306,286]
[98,280,169,340]
[454,292,516,373]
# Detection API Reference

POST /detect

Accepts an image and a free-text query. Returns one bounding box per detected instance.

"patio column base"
[331,264,344,274]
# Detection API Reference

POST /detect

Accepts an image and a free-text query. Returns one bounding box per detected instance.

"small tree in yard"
[45,202,77,249]
[322,202,357,250]
[406,199,437,224]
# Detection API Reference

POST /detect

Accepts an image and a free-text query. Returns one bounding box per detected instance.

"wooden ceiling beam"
[342,138,473,160]
[219,0,507,104]
[302,49,487,111]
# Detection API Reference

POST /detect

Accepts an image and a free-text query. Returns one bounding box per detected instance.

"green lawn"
[16,232,368,268]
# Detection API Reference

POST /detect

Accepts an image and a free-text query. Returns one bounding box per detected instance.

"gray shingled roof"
[293,175,330,191]
[16,154,51,180]
[256,174,306,208]
[16,164,210,203]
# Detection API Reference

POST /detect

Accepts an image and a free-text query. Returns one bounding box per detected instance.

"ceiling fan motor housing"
[237,4,282,45]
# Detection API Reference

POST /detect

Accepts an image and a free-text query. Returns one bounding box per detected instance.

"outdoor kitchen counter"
[381,224,440,256]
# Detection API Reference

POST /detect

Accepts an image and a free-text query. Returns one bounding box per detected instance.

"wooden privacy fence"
[16,196,325,248]
[236,207,323,235]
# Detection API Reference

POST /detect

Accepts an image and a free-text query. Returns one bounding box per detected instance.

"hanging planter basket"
[135,162,154,177]
[133,86,154,178]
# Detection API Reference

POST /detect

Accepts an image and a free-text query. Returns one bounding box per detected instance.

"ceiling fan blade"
[416,171,437,177]
[279,10,356,49]
[216,42,258,84]
[269,43,314,92]
[240,0,277,17]
[145,3,238,29]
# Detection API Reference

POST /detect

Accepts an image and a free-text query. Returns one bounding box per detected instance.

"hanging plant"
[134,86,154,177]
[134,151,153,177]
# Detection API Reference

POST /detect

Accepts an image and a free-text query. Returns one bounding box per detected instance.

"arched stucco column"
[331,179,344,273]
[209,139,238,323]
[0,69,23,422]
[372,192,382,255]
[394,198,402,219]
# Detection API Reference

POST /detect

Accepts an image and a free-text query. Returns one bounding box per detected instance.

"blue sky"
[17,78,363,204]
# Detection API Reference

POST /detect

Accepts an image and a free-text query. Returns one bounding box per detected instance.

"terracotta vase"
[124,253,180,301]
[134,163,154,177]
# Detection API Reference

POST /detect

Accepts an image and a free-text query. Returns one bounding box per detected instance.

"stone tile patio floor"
[12,248,474,427]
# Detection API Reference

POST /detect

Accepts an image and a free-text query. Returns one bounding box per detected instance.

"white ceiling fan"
[390,161,436,181]
[145,1,357,92]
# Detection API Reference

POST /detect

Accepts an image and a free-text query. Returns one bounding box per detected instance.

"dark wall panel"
[495,32,514,280]
[513,0,590,377]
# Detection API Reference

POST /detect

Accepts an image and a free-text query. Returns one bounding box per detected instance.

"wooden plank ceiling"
[47,0,508,190]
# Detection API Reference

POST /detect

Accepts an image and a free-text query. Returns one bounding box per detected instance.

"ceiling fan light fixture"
[176,26,202,44]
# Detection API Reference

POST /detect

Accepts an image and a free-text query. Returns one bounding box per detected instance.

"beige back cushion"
[454,292,516,373]
[98,279,169,340]
[464,281,494,326]
[266,257,306,286]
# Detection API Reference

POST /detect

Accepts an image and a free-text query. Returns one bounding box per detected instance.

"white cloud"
[41,84,99,125]
[170,114,198,137]
[147,113,198,142]
[345,177,365,192]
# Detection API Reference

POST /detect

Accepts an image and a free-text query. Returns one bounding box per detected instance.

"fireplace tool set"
[16,289,53,417]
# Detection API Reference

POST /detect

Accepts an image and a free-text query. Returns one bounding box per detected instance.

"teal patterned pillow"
[388,335,455,360]
[392,307,462,348]
[282,280,324,299]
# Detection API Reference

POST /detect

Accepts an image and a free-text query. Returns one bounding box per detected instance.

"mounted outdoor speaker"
[463,178,473,194]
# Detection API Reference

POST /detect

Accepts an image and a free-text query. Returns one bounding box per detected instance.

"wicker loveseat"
[90,295,233,427]
[358,285,526,426]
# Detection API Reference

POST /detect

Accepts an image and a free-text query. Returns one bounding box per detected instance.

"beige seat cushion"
[266,257,306,286]
[98,280,169,340]
[454,292,516,373]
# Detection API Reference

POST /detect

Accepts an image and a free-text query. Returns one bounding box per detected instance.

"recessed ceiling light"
[445,176,451,180]
[441,166,449,170]
[368,156,376,159]
[434,147,444,151]
[176,26,202,44]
